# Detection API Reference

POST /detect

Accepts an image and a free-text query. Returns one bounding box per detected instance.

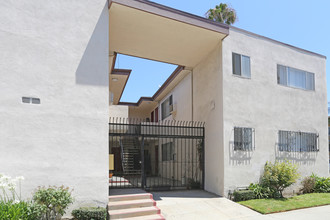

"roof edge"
[230,26,326,59]
[152,66,184,100]
[118,97,154,106]
[111,68,131,104]
[112,68,132,75]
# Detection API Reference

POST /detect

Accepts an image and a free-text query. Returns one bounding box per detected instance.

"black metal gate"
[109,118,205,190]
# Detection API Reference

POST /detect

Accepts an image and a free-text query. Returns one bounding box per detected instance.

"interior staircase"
[108,193,165,219]
[120,137,141,176]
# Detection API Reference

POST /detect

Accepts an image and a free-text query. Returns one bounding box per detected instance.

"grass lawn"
[238,193,330,214]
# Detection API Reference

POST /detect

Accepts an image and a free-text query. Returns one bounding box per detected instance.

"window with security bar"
[278,130,318,152]
[234,127,254,151]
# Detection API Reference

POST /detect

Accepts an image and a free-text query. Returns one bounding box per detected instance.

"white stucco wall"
[222,28,328,195]
[0,0,109,214]
[192,43,224,196]
[160,73,193,122]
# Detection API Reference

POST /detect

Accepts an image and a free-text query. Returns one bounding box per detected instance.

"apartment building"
[1,0,328,211]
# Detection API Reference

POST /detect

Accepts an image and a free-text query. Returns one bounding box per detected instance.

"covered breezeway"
[108,0,228,193]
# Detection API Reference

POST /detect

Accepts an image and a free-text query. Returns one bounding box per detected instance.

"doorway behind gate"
[109,118,205,191]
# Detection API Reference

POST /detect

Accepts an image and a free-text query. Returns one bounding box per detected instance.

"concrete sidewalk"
[151,190,330,220]
[268,205,330,220]
[152,190,267,220]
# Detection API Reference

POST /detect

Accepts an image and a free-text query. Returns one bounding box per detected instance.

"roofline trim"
[230,26,326,59]
[118,97,154,106]
[112,68,132,75]
[152,66,184,100]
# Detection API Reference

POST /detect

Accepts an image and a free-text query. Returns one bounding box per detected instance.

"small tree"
[261,161,300,197]
[206,3,237,25]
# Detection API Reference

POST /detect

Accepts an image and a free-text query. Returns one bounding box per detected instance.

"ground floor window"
[234,127,254,151]
[162,142,174,161]
[278,130,318,152]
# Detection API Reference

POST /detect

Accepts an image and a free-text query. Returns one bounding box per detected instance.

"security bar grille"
[278,130,319,152]
[234,127,254,151]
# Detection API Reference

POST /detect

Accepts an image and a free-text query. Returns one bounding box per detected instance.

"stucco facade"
[0,0,109,212]
[221,28,328,195]
[121,27,328,197]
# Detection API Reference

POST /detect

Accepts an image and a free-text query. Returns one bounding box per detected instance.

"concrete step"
[109,193,153,202]
[121,214,165,220]
[108,206,160,219]
[108,198,156,210]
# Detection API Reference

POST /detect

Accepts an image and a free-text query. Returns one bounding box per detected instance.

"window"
[278,130,318,152]
[234,127,253,151]
[232,53,251,78]
[161,95,173,120]
[162,142,174,161]
[277,65,315,90]
[22,97,40,104]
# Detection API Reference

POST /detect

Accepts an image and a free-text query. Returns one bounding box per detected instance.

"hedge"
[71,207,107,220]
[233,190,256,202]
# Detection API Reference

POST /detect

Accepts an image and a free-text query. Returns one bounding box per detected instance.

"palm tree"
[206,3,237,25]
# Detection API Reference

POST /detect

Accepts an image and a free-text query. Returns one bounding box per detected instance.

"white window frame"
[277,64,315,91]
[232,52,251,79]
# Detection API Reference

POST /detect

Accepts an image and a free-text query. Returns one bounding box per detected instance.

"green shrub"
[248,183,274,199]
[233,190,255,202]
[0,200,43,220]
[300,176,316,194]
[72,207,107,220]
[33,185,74,220]
[312,174,330,193]
[261,161,300,197]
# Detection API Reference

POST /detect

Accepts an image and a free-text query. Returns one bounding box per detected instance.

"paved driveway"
[152,190,330,220]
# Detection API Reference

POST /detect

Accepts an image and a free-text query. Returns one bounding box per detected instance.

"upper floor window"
[161,95,173,120]
[234,127,254,151]
[232,53,251,78]
[277,65,315,90]
[278,130,318,152]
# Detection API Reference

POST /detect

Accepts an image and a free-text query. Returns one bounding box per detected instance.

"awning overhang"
[109,0,229,67]
[109,68,131,105]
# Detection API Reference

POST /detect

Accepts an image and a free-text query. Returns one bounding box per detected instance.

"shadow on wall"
[275,144,317,165]
[75,4,108,86]
[228,142,253,166]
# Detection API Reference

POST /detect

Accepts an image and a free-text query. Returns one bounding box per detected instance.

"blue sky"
[117,0,329,103]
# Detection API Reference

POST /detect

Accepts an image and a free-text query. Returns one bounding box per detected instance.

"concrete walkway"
[152,190,265,220]
[110,189,330,219]
[151,190,330,220]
